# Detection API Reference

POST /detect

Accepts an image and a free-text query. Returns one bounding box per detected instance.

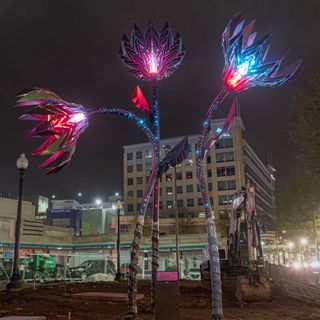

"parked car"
[66,259,116,280]
[186,268,201,280]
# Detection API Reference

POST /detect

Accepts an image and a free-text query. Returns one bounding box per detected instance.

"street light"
[6,153,29,289]
[95,199,102,206]
[115,192,120,197]
[299,238,308,266]
[77,192,82,197]
[115,199,123,281]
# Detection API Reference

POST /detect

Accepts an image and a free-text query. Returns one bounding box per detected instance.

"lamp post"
[6,153,29,290]
[115,199,123,281]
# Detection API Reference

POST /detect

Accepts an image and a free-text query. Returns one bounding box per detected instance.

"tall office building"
[123,116,275,240]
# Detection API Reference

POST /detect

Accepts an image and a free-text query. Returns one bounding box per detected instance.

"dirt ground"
[0,279,319,320]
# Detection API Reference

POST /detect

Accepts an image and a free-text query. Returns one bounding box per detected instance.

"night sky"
[0,0,319,203]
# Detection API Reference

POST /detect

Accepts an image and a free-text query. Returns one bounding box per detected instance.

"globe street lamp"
[7,153,29,289]
[115,199,123,281]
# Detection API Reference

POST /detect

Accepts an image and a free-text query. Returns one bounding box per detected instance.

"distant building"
[123,116,275,243]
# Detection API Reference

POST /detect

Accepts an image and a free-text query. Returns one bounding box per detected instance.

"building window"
[207,169,212,177]
[176,172,183,180]
[210,197,214,205]
[226,166,235,176]
[146,149,152,158]
[198,197,203,206]
[136,164,143,172]
[128,178,134,185]
[176,186,183,194]
[187,185,193,193]
[187,199,194,207]
[218,195,230,205]
[207,155,211,164]
[137,203,141,211]
[197,184,200,192]
[136,177,143,184]
[136,151,143,159]
[128,204,134,212]
[216,153,225,163]
[159,188,162,196]
[227,180,236,190]
[186,171,193,179]
[166,187,173,195]
[208,183,213,191]
[120,224,129,234]
[216,151,234,163]
[166,173,172,182]
[127,191,134,198]
[215,140,224,149]
[167,200,173,209]
[159,201,163,209]
[225,151,234,161]
[137,189,143,198]
[216,166,235,177]
[147,202,153,210]
[218,181,227,191]
[177,199,183,207]
[225,138,233,148]
[127,152,133,160]
[127,165,133,173]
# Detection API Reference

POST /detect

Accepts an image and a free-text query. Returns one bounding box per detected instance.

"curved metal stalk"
[196,88,229,320]
[150,77,160,310]
[90,107,157,317]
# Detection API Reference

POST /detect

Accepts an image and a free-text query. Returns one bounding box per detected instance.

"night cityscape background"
[0,0,318,200]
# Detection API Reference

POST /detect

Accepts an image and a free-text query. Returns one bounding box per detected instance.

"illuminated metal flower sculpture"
[120,22,185,316]
[16,89,89,174]
[17,88,155,175]
[119,22,185,81]
[222,13,301,91]
[195,13,301,320]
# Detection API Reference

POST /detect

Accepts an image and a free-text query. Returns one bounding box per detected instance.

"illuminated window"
[167,200,173,209]
[166,173,172,182]
[186,171,193,179]
[166,187,173,195]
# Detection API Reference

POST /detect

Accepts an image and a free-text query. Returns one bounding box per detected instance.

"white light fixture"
[115,192,120,197]
[16,153,29,170]
[95,199,102,205]
[78,192,82,197]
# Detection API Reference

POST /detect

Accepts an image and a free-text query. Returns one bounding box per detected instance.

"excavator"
[201,180,271,302]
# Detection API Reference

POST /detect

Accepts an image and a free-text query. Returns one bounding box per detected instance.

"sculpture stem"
[151,77,160,310]
[196,87,229,320]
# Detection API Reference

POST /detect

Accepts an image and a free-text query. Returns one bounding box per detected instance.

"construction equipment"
[200,181,271,302]
[228,181,271,302]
